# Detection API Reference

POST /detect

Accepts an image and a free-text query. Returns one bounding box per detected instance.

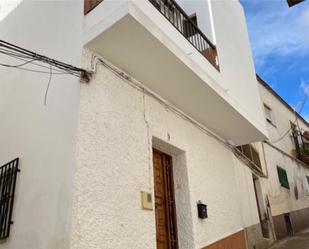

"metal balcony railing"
[84,0,219,70]
[291,130,309,166]
[149,0,219,70]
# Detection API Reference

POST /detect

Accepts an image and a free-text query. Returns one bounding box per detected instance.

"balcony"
[83,0,268,145]
[148,0,219,70]
[291,125,309,166]
[85,0,219,70]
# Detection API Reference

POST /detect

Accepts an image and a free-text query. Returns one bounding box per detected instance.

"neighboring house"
[238,75,309,244]
[0,1,305,249]
[254,76,309,241]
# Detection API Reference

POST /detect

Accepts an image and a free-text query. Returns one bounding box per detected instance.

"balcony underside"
[84,2,267,145]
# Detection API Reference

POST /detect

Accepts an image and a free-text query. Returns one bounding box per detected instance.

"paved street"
[269,229,309,249]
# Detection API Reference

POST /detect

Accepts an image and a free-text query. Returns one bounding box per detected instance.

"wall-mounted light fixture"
[197,200,208,219]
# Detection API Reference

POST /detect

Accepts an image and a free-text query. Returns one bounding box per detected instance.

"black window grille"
[0,158,19,240]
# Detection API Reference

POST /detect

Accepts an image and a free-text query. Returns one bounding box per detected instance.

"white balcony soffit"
[83,0,268,145]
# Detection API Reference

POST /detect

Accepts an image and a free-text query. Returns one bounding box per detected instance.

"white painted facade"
[0,1,287,249]
[71,0,268,248]
[70,50,262,249]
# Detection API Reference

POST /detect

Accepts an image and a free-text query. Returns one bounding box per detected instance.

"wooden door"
[153,149,178,249]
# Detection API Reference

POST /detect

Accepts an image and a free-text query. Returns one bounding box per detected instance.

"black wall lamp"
[197,200,208,219]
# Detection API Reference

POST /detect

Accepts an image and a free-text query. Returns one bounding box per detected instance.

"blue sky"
[240,0,309,120]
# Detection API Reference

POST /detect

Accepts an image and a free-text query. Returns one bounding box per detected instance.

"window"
[307,176,309,186]
[236,144,262,170]
[183,14,198,38]
[0,158,19,239]
[264,104,275,125]
[277,166,289,189]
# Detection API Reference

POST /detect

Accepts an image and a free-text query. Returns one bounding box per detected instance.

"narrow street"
[269,229,309,249]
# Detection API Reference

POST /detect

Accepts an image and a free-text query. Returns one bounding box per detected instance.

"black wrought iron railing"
[0,158,19,240]
[290,123,309,166]
[149,0,219,70]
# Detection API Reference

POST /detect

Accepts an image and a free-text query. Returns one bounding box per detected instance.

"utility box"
[197,201,208,219]
[141,191,153,210]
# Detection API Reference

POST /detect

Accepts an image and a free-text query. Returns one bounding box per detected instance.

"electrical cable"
[0,40,92,105]
[89,53,266,177]
[0,40,92,81]
[0,51,80,76]
[44,66,53,106]
[0,58,36,68]
[0,62,75,75]
[269,94,308,144]
[4,54,73,74]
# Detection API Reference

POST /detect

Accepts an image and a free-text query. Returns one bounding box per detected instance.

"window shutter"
[277,166,289,189]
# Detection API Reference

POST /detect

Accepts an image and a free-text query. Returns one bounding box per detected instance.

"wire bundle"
[0,40,91,81]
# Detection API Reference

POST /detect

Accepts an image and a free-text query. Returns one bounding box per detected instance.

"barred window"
[0,158,19,240]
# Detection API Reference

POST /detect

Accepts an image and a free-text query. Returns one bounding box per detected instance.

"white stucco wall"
[257,82,309,216]
[261,143,309,216]
[71,51,261,249]
[0,1,83,248]
[0,0,22,21]
[233,157,261,228]
[258,82,309,156]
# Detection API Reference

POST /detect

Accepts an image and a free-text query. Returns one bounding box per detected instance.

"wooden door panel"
[153,149,178,249]
[153,151,169,249]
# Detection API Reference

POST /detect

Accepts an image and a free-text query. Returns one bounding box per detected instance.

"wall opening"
[284,213,294,237]
[152,137,195,249]
[253,175,270,239]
